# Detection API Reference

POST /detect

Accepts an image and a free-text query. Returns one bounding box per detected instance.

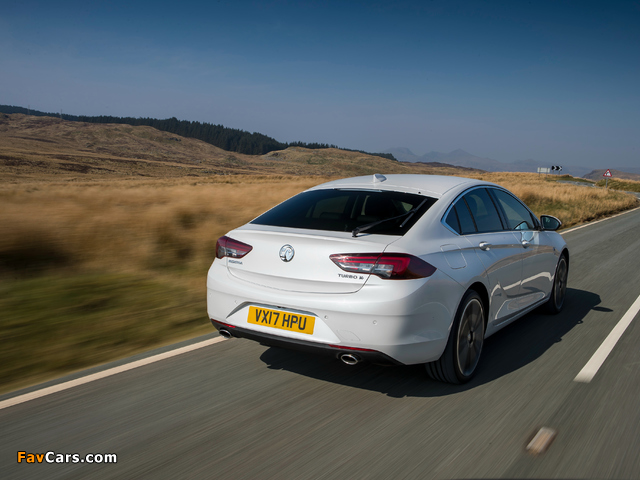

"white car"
[207,174,568,383]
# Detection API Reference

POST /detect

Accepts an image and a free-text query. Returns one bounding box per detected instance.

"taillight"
[215,236,253,259]
[329,253,436,280]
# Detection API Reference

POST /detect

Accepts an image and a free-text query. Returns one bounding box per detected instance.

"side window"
[462,189,503,233]
[491,189,536,231]
[444,206,461,234]
[444,200,477,235]
[456,202,477,234]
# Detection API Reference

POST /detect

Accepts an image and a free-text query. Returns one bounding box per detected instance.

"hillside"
[0,114,481,181]
[0,105,395,159]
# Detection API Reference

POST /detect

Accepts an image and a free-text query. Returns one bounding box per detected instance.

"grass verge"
[595,178,640,192]
[0,271,210,394]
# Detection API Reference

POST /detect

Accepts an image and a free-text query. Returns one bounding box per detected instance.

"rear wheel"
[544,254,568,314]
[426,289,485,384]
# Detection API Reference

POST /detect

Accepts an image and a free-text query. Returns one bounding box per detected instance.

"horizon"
[1,1,639,169]
[3,104,637,175]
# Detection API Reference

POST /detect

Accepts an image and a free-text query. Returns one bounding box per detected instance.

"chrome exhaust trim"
[339,353,361,365]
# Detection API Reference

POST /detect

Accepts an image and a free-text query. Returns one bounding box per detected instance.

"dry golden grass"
[595,177,640,192]
[1,173,637,278]
[0,176,330,275]
[0,175,330,393]
[477,172,639,226]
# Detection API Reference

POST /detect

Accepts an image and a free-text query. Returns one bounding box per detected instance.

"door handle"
[479,241,491,251]
[521,240,530,248]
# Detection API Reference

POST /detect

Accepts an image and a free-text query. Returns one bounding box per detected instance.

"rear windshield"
[251,189,437,235]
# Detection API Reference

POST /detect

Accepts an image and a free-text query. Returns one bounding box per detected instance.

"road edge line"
[574,294,640,383]
[0,336,226,411]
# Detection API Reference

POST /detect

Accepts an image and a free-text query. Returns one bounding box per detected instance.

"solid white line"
[561,206,640,235]
[574,294,640,383]
[0,336,226,411]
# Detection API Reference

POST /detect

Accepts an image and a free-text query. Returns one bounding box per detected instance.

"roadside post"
[603,169,612,188]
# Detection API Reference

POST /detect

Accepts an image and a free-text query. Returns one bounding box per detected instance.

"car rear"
[206,182,463,365]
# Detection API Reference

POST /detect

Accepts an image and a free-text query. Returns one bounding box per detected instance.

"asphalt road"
[2,207,640,479]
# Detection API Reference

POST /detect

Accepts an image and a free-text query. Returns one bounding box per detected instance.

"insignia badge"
[279,244,295,262]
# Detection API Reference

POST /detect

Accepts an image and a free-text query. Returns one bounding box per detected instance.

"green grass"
[0,271,211,394]
[595,178,640,192]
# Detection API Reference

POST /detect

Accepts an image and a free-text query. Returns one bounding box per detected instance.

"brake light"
[215,236,253,259]
[329,253,436,280]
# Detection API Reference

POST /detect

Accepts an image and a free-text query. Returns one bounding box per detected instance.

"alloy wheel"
[456,298,484,377]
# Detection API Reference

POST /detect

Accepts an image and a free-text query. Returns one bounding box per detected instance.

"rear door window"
[462,189,504,233]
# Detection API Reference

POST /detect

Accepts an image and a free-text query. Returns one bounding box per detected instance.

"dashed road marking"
[526,427,557,455]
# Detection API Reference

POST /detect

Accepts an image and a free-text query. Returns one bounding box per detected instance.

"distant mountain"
[583,169,640,182]
[611,166,640,175]
[384,147,591,178]
[384,147,420,163]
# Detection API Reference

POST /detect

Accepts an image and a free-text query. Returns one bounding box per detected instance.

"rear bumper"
[211,319,402,365]
[207,260,461,365]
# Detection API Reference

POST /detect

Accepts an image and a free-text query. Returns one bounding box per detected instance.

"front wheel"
[425,289,485,384]
[544,254,568,314]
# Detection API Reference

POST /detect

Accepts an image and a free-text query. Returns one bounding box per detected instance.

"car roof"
[308,174,495,198]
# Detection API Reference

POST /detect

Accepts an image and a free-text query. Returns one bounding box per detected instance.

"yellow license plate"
[247,306,315,335]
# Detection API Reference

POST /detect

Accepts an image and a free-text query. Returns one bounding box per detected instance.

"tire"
[425,289,485,384]
[544,254,568,314]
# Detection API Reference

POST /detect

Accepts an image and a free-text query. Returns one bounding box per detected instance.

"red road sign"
[603,169,612,177]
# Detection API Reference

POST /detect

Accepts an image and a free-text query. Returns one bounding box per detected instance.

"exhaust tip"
[339,353,361,366]
[219,329,232,339]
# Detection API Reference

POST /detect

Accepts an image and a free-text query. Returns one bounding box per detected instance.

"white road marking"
[560,206,640,235]
[526,427,557,455]
[574,294,640,383]
[0,336,226,411]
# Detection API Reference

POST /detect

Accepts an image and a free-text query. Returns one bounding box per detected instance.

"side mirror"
[540,215,562,231]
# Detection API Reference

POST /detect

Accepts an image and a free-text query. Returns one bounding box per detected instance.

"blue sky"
[2,0,639,168]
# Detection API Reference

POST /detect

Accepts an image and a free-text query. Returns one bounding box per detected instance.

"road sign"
[551,165,563,171]
[537,167,551,174]
[603,169,612,177]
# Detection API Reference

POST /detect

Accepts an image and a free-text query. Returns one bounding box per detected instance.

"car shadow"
[259,287,602,398]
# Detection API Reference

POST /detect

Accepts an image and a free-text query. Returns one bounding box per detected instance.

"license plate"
[247,306,315,335]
